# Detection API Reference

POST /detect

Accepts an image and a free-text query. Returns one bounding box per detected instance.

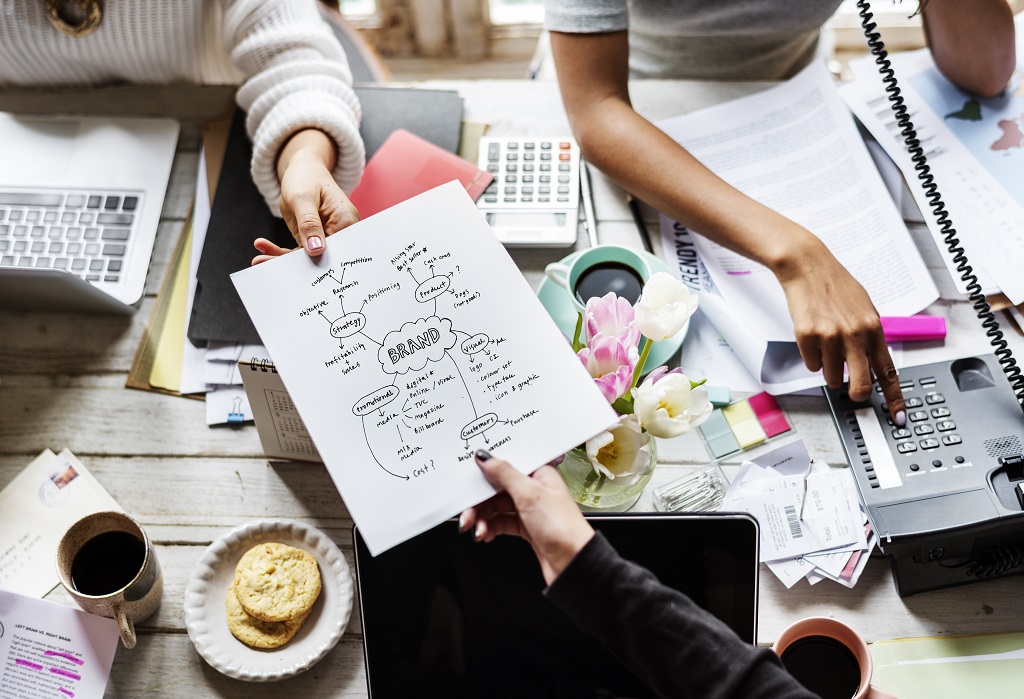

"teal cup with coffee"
[544,245,652,311]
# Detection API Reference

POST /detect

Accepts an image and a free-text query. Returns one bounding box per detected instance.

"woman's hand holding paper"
[252,128,360,265]
[459,451,594,586]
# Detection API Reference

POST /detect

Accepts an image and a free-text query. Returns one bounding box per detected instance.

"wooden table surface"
[1,80,1022,698]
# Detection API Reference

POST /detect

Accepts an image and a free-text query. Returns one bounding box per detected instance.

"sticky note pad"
[747,392,790,438]
[721,400,767,448]
[699,409,740,459]
[707,385,731,408]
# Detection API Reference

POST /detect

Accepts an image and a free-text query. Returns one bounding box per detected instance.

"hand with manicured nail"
[460,450,594,585]
[251,128,360,266]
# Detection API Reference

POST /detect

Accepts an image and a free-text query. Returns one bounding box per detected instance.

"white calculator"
[476,137,580,248]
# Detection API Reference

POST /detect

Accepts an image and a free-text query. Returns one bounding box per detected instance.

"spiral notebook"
[238,357,320,463]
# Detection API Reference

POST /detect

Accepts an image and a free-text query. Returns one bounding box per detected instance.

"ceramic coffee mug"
[773,617,897,699]
[56,511,163,649]
[544,244,652,311]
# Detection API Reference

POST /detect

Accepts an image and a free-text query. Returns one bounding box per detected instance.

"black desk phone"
[824,1,1024,596]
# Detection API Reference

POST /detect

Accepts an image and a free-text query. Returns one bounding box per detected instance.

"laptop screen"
[355,513,759,698]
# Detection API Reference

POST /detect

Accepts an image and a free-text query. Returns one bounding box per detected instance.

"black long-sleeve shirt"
[545,533,817,699]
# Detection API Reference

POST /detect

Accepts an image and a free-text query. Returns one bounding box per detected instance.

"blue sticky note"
[700,409,740,458]
[707,385,731,408]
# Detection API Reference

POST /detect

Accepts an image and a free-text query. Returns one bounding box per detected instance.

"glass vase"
[557,438,657,511]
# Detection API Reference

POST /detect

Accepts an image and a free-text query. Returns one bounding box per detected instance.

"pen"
[880,316,946,343]
[626,193,655,254]
[578,156,599,248]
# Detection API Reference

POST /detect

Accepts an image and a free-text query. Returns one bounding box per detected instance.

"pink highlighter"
[879,316,947,343]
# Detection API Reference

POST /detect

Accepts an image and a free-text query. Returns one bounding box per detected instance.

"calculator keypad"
[478,138,580,209]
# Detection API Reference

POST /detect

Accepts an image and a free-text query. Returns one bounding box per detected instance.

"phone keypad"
[875,377,962,484]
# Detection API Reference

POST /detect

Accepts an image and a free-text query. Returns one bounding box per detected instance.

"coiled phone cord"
[860,1,1024,581]
[857,0,1024,414]
[965,542,1024,579]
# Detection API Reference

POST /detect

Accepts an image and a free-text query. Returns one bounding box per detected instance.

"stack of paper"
[871,632,1024,699]
[839,14,1024,302]
[124,120,261,425]
[655,61,937,395]
[719,440,877,588]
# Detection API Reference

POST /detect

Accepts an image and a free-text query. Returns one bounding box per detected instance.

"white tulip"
[633,372,713,438]
[585,414,652,483]
[634,272,699,341]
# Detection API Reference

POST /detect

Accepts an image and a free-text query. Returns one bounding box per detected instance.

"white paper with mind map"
[232,182,618,555]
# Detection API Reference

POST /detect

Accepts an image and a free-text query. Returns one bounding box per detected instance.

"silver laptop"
[0,113,179,313]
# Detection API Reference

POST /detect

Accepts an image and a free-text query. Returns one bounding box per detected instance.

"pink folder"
[348,129,493,218]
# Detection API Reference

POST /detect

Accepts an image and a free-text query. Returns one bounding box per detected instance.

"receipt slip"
[723,454,862,562]
[734,485,857,562]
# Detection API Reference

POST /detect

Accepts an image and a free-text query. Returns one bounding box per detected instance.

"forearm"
[570,98,826,277]
[546,534,814,699]
[276,128,337,182]
[921,0,1016,97]
[550,31,826,278]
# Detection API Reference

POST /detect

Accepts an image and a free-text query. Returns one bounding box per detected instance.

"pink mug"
[773,617,897,699]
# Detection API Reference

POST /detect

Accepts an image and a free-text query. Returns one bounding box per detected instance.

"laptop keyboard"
[0,189,142,284]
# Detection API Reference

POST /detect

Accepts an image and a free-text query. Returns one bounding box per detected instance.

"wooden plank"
[161,151,200,222]
[0,456,352,526]
[0,298,152,375]
[0,84,236,123]
[0,380,264,457]
[100,634,368,697]
[145,220,191,298]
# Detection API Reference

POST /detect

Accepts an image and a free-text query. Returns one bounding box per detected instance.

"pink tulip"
[584,292,641,348]
[578,335,639,403]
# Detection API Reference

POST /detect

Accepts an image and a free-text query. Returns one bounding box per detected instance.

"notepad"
[348,129,493,218]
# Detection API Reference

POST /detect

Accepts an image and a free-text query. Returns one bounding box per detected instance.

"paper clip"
[227,396,246,424]
[653,462,730,513]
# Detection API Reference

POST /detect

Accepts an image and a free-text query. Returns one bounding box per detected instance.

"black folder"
[188,87,464,346]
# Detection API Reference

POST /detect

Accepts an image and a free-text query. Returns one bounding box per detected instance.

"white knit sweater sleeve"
[223,0,364,215]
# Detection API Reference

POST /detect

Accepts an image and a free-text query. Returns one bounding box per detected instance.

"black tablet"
[354,513,759,698]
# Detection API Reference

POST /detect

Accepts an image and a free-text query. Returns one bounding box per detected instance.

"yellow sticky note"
[722,400,767,448]
[149,230,192,391]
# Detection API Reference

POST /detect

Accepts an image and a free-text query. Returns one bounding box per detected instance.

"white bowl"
[184,519,353,682]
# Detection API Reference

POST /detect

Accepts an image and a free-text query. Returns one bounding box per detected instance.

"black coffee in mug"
[70,530,146,596]
[574,262,645,305]
[781,635,861,699]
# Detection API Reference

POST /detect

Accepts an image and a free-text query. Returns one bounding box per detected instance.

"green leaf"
[690,378,707,389]
[611,396,634,415]
[572,312,585,352]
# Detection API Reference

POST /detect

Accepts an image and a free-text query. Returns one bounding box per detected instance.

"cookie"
[233,542,321,622]
[225,584,309,649]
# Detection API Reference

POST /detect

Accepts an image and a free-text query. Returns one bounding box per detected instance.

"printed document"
[233,182,618,554]
[0,450,122,597]
[656,61,937,344]
[0,590,119,699]
[842,49,1024,302]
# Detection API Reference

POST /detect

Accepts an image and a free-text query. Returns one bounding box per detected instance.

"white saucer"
[537,248,688,370]
[184,519,353,682]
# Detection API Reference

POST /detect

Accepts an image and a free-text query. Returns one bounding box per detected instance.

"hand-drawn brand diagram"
[299,242,540,481]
